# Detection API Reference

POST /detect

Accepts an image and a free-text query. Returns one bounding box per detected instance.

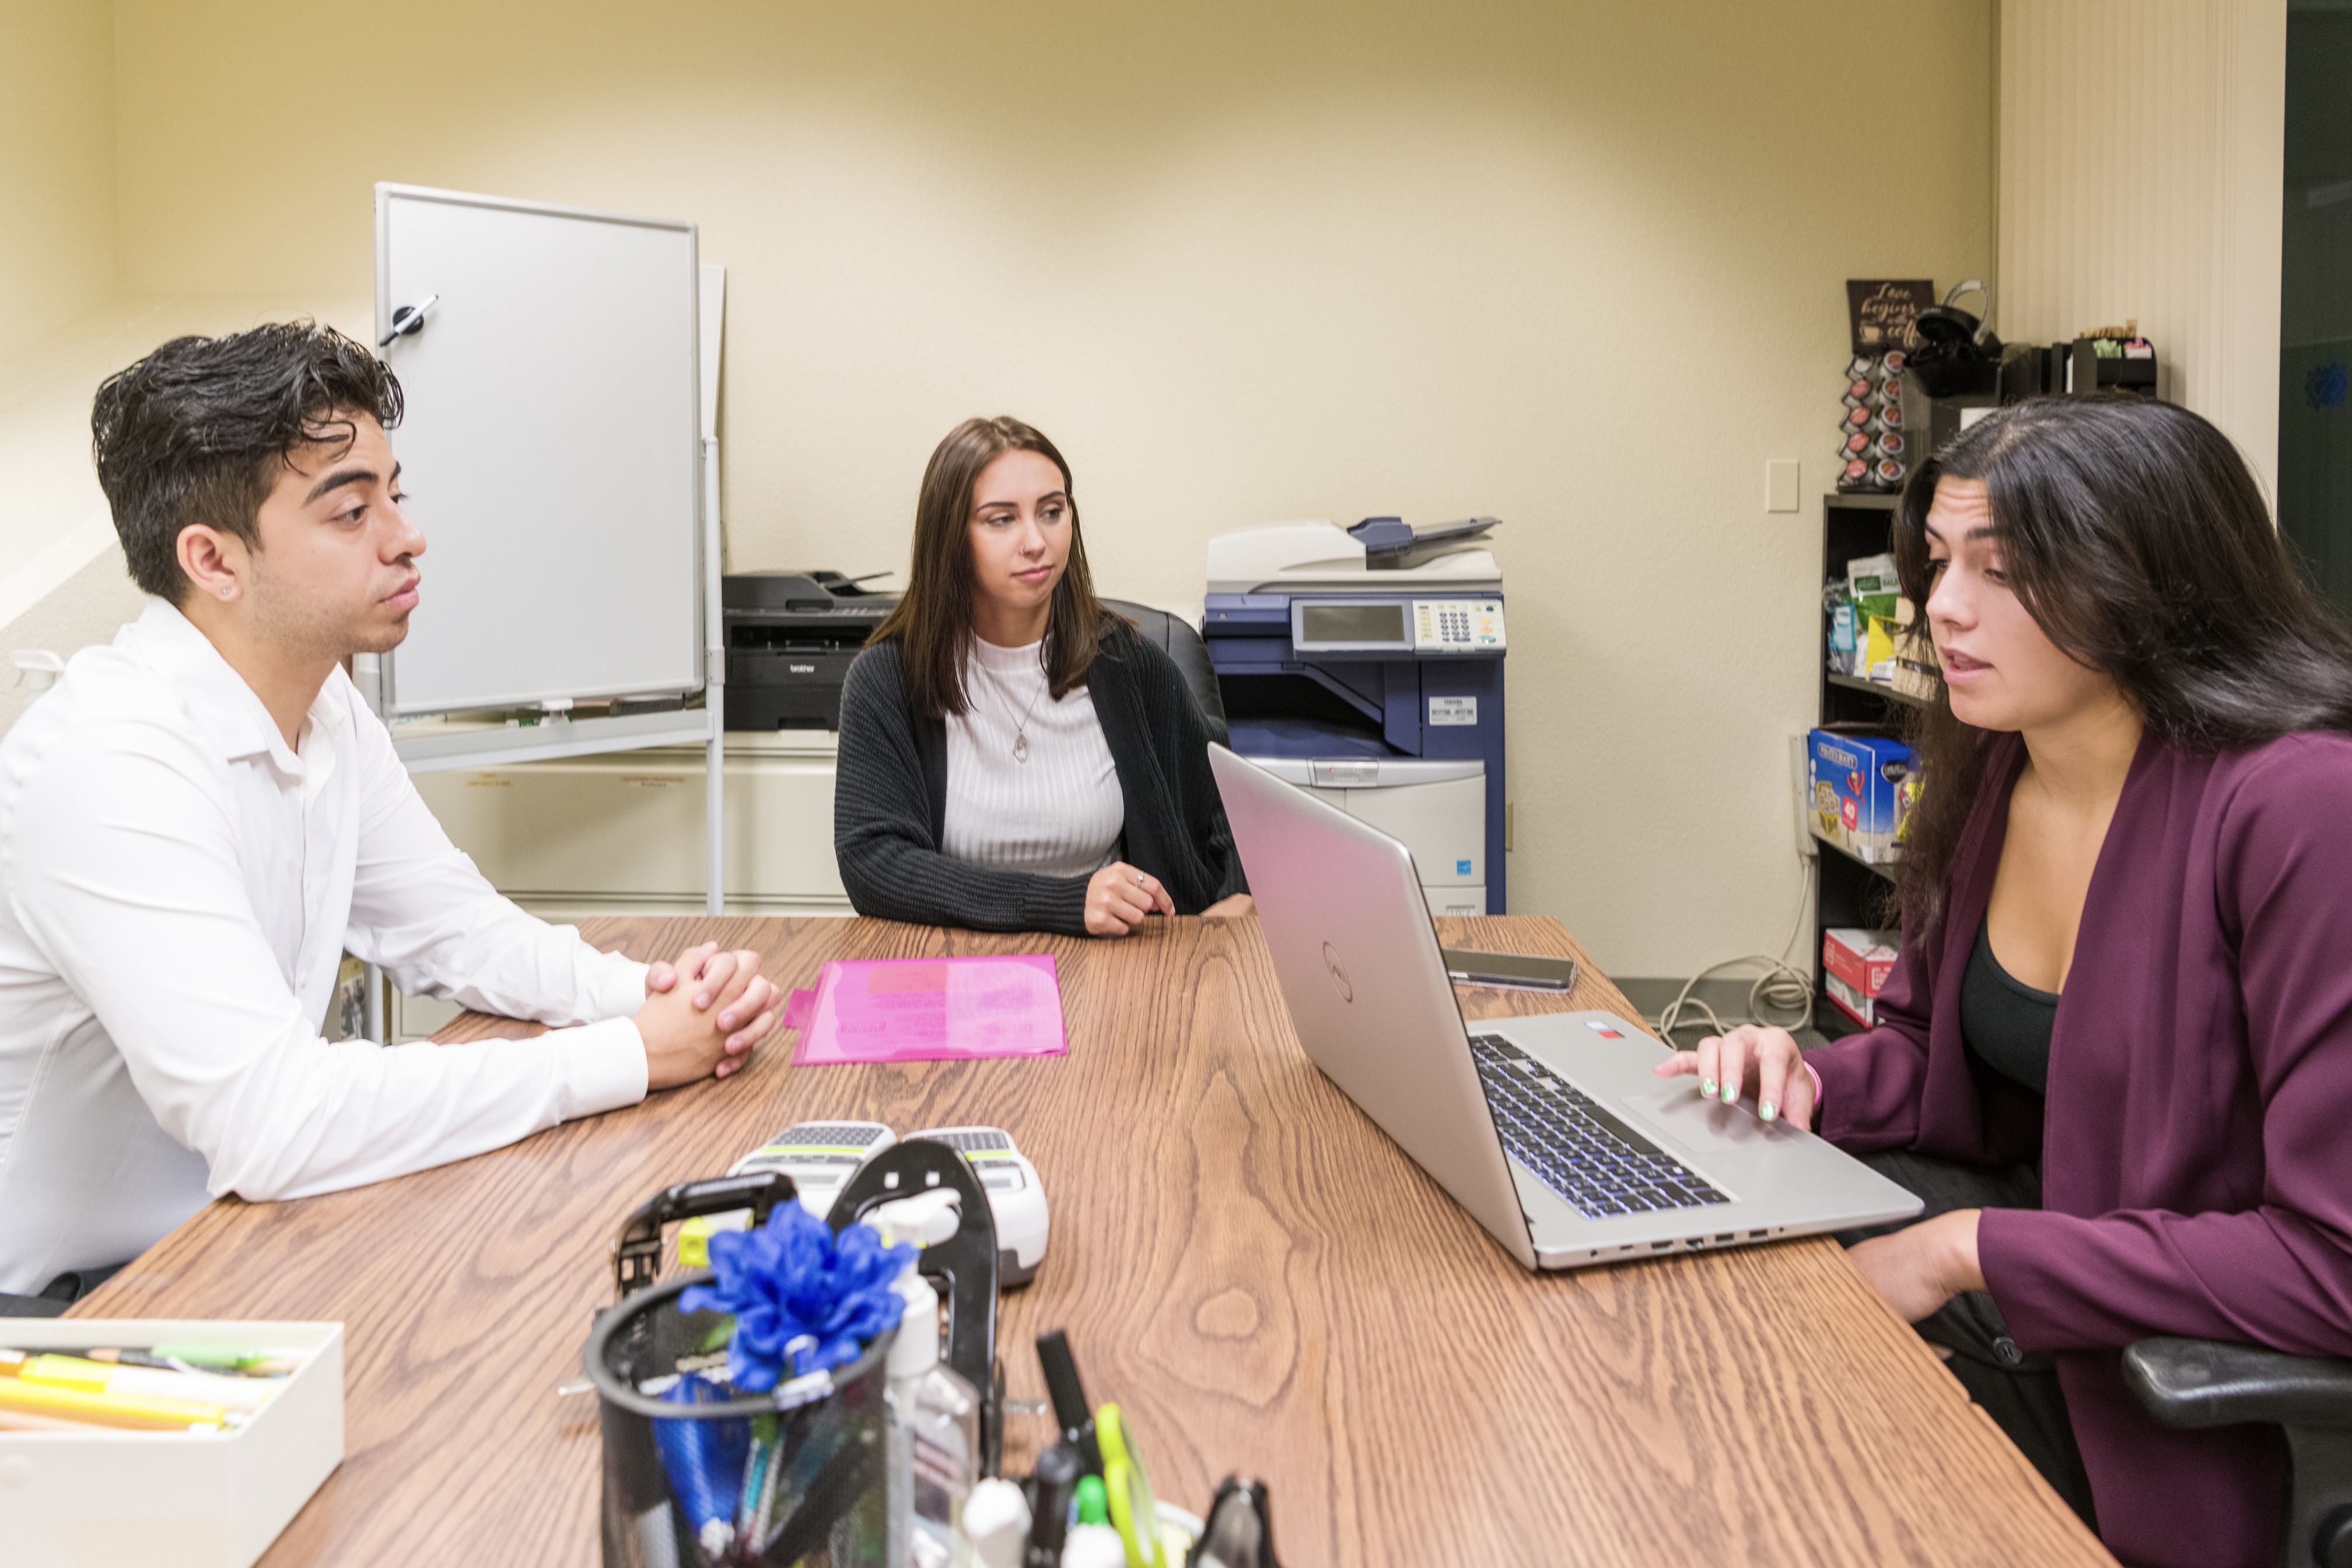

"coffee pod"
[1879,400,1905,429]
[1875,457,1906,487]
[1844,378,1874,408]
[1872,430,1906,460]
[1845,405,1872,430]
[1842,457,1872,486]
[1840,430,1871,459]
[1848,355,1876,380]
[1881,349,1908,375]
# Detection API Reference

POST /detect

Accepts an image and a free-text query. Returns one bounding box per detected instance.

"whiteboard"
[374,185,701,714]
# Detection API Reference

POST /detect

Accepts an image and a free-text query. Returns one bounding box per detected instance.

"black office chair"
[0,1262,125,1317]
[1101,599,1228,745]
[2124,1336,2352,1567]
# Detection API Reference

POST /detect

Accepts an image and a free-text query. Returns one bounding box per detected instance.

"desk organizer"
[587,1278,894,1568]
[0,1318,344,1568]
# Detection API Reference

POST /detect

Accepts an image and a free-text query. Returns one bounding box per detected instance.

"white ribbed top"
[942,636,1125,878]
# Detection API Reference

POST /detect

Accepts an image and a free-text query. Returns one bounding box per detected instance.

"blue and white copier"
[1203,517,1508,915]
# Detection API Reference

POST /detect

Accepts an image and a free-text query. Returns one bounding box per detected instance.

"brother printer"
[1203,517,1508,916]
[722,571,901,730]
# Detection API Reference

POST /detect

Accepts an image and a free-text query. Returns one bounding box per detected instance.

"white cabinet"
[411,731,852,923]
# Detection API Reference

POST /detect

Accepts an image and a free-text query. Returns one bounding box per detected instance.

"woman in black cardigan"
[833,416,1249,937]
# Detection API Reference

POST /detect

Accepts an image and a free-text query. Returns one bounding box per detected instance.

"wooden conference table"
[76,915,2113,1567]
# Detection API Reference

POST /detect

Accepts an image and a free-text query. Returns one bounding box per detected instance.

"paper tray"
[0,1319,344,1568]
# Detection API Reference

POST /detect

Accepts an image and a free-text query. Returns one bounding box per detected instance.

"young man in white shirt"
[0,323,781,1306]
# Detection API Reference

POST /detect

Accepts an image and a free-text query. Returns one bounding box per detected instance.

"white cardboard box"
[1825,970,1880,1028]
[0,1320,344,1568]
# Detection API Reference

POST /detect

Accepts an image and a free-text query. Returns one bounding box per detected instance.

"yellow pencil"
[0,1374,226,1431]
[11,1353,275,1413]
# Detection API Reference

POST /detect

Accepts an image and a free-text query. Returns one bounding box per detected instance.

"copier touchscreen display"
[1300,603,1407,646]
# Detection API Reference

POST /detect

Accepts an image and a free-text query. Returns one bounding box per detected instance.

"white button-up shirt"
[0,600,650,1292]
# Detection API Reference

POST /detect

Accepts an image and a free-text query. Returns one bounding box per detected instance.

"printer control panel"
[1412,598,1506,652]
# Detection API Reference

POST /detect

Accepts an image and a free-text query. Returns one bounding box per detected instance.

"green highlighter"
[1097,1403,1167,1568]
[13,1343,294,1376]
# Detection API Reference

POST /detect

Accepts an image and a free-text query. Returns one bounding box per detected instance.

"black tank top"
[1959,915,2058,1096]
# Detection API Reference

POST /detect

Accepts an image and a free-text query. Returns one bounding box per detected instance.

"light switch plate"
[1766,459,1801,513]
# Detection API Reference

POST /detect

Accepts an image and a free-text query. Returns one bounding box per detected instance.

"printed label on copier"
[1428,696,1478,726]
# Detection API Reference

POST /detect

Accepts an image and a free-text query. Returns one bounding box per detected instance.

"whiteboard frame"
[368,184,727,912]
[373,182,704,715]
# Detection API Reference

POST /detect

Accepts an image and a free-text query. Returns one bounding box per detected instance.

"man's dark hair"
[90,322,404,601]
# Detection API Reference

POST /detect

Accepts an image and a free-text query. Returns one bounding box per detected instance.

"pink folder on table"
[783,954,1068,1066]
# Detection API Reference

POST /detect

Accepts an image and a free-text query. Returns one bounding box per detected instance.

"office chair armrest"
[2124,1336,2352,1431]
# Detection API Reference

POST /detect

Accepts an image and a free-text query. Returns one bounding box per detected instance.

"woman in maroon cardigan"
[1658,396,2352,1568]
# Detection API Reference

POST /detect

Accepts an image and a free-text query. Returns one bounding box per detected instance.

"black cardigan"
[832,625,1248,935]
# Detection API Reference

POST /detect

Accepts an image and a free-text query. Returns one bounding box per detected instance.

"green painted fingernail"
[1721,1082,1738,1104]
[1759,1101,1777,1122]
[1700,1079,1717,1098]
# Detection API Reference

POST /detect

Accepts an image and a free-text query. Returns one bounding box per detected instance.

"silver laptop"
[1209,744,1922,1270]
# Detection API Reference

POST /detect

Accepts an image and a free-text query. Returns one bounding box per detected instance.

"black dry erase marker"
[1034,1329,1104,1477]
[1026,1443,1080,1567]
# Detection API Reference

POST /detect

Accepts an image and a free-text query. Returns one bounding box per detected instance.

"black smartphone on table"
[1440,947,1580,993]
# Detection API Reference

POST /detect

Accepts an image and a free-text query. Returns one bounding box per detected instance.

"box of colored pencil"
[0,1319,344,1568]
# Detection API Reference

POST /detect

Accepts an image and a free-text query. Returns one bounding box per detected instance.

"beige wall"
[0,544,146,737]
[68,0,1999,976]
[1999,0,2288,499]
[0,0,115,365]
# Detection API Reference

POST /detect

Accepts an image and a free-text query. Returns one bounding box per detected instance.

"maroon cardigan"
[1810,729,2352,1568]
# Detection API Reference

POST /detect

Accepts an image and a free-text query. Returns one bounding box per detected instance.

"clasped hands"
[1654,1023,1987,1324]
[635,942,785,1090]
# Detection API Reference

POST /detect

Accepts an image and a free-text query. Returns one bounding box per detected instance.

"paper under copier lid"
[1205,519,1502,596]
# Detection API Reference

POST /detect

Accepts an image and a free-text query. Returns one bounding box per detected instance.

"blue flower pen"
[682,1202,913,1393]
[652,1374,750,1562]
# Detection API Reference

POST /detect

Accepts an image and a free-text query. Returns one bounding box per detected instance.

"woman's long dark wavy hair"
[1893,394,2352,931]
[872,415,1124,719]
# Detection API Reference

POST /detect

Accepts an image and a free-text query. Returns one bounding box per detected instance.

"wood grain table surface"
[74,914,2113,1567]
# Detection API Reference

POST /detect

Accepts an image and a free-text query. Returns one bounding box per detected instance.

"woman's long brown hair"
[871,416,1122,719]
[1891,394,2352,934]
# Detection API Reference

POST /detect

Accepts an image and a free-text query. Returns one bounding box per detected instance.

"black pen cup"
[584,1274,896,1568]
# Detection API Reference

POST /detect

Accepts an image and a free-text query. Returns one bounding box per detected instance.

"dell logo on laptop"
[1323,942,1353,1003]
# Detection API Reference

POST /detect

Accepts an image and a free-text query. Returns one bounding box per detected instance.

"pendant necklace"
[983,654,1048,763]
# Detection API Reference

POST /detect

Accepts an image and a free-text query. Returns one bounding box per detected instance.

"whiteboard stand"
[697,263,727,917]
[365,186,727,917]
[702,434,724,917]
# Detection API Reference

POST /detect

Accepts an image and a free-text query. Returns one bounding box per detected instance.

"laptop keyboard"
[1468,1033,1729,1220]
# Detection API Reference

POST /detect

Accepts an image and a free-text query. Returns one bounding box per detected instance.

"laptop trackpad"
[1619,1084,1803,1152]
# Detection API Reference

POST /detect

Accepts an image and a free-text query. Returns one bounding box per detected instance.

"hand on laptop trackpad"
[1622,1084,1801,1147]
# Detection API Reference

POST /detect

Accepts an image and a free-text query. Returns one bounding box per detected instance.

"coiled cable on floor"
[1653,954,1815,1040]
[1653,860,1817,1041]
